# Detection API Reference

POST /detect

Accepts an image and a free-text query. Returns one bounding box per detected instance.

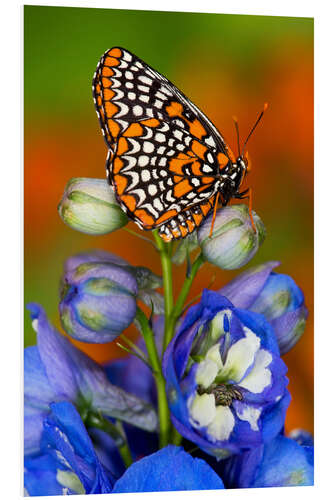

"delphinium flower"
[163,289,290,459]
[219,431,313,488]
[59,249,163,343]
[219,261,308,354]
[24,303,157,459]
[24,401,115,495]
[197,205,266,270]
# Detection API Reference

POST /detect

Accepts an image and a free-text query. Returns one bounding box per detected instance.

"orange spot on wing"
[200,200,213,216]
[191,140,207,160]
[179,224,188,237]
[104,56,120,67]
[107,119,121,137]
[174,175,183,183]
[114,174,127,195]
[174,180,192,198]
[160,232,172,243]
[108,47,122,57]
[124,123,144,137]
[103,88,115,100]
[121,194,137,212]
[140,118,160,127]
[201,176,215,185]
[105,101,118,118]
[102,77,112,88]
[102,67,114,77]
[113,157,123,174]
[189,119,207,140]
[217,153,229,169]
[134,209,155,227]
[191,161,203,176]
[186,218,196,232]
[165,101,183,117]
[192,211,203,226]
[156,209,178,224]
[116,137,129,156]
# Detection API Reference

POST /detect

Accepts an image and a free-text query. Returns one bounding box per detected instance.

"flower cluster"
[24,176,313,495]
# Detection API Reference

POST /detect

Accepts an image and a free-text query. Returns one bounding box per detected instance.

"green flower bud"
[58,177,128,235]
[197,204,265,270]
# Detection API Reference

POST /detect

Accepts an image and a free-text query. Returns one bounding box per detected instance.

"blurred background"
[24,6,313,434]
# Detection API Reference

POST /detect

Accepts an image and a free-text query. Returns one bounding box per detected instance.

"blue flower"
[59,254,138,343]
[112,445,224,492]
[24,401,114,495]
[220,432,314,488]
[24,303,157,457]
[163,289,290,459]
[59,249,163,342]
[219,261,308,354]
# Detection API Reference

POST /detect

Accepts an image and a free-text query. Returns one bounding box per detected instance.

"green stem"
[164,253,204,351]
[172,253,204,320]
[136,307,170,448]
[115,421,133,468]
[152,231,174,352]
[85,413,132,468]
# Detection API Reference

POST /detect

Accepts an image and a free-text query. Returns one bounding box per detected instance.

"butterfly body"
[92,47,250,242]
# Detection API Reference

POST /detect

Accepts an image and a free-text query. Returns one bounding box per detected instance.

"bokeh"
[24,6,313,434]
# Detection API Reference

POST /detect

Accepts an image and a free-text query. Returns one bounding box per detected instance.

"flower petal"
[239,349,272,393]
[189,393,216,428]
[219,328,260,383]
[207,406,235,442]
[112,446,224,492]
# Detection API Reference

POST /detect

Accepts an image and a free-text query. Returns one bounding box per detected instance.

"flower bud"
[58,177,128,235]
[219,262,308,354]
[197,205,265,270]
[249,272,308,354]
[59,260,138,343]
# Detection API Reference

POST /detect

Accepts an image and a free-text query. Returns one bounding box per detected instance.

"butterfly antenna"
[232,115,241,157]
[241,103,268,157]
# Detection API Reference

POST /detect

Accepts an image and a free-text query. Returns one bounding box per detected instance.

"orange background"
[24,6,313,434]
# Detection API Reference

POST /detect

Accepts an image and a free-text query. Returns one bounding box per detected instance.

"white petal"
[207,406,235,442]
[219,328,261,383]
[236,404,261,431]
[206,343,223,369]
[239,349,272,393]
[189,393,216,428]
[196,358,219,388]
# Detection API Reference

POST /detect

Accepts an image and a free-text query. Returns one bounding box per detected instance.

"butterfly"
[92,47,266,242]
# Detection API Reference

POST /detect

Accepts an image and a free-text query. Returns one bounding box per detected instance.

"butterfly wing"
[92,47,234,230]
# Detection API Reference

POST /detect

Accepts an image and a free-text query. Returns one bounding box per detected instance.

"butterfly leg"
[209,192,221,238]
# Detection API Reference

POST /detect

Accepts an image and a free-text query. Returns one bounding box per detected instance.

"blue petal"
[251,273,304,318]
[221,434,313,488]
[112,445,224,492]
[24,412,47,456]
[26,303,79,400]
[252,435,314,487]
[219,261,280,308]
[24,454,68,496]
[42,401,114,494]
[24,346,58,408]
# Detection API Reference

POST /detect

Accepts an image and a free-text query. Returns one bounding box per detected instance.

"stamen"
[198,383,243,407]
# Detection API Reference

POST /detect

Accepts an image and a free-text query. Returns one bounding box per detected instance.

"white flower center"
[188,321,273,441]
